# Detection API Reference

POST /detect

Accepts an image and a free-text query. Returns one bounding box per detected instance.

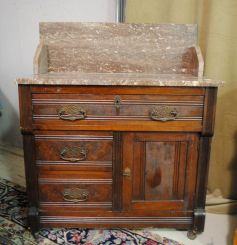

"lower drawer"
[38,171,112,211]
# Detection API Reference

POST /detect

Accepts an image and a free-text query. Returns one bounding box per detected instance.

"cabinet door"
[122,132,199,212]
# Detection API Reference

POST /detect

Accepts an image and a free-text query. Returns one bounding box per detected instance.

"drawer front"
[32,91,204,131]
[38,171,112,211]
[35,132,113,171]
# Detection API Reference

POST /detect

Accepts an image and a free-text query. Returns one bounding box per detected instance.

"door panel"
[122,132,198,212]
[145,141,175,200]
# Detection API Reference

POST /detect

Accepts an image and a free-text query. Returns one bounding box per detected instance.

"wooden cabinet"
[18,22,222,239]
[18,85,218,238]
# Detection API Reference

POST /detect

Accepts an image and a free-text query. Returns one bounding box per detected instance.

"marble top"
[35,23,201,76]
[17,73,223,87]
[18,23,223,87]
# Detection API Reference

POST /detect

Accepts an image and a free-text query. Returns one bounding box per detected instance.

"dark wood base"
[27,208,207,240]
[28,206,40,235]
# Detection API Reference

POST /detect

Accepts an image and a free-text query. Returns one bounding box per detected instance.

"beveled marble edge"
[16,73,224,87]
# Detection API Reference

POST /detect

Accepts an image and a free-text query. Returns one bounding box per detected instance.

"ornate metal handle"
[150,106,178,122]
[60,146,87,162]
[58,105,86,121]
[62,188,89,202]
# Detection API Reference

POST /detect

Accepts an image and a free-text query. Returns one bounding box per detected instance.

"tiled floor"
[0,144,236,245]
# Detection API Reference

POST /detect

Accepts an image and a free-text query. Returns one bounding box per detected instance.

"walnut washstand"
[17,22,223,239]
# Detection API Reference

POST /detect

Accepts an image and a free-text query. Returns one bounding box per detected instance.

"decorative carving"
[150,106,178,121]
[58,105,86,121]
[62,188,89,202]
[60,146,87,162]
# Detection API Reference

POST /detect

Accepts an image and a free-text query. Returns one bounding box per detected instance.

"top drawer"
[31,87,205,131]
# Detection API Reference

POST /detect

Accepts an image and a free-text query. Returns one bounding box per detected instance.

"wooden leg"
[193,208,205,233]
[28,206,40,236]
[187,209,205,240]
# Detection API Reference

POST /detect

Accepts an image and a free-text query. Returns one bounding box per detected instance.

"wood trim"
[35,134,113,141]
[202,87,217,136]
[40,216,192,224]
[40,202,112,208]
[32,99,204,106]
[177,142,188,200]
[32,120,203,132]
[31,85,205,95]
[193,136,212,232]
[38,179,112,184]
[112,132,122,211]
[195,137,212,209]
[173,142,181,196]
[18,85,33,132]
[23,135,38,206]
[33,115,203,121]
[131,201,184,211]
[23,135,39,232]
[122,133,134,210]
[36,160,112,167]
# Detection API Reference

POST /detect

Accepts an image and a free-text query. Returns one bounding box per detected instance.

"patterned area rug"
[0,178,183,245]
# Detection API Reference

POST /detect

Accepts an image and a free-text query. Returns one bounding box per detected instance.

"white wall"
[0,0,116,147]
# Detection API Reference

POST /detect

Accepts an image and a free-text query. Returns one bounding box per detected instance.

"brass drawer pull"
[60,146,87,162]
[62,188,89,202]
[150,106,178,122]
[58,105,86,121]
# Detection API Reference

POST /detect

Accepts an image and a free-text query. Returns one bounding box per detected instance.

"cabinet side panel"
[193,136,212,232]
[23,134,39,232]
[18,85,33,132]
[202,87,217,136]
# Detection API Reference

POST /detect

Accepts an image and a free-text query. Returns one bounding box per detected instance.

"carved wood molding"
[36,160,112,167]
[40,202,112,207]
[34,134,113,141]
[40,216,192,224]
[39,178,112,184]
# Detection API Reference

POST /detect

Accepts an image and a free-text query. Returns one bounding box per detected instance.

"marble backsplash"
[37,22,200,75]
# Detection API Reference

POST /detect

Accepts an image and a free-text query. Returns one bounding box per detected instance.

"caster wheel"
[187,230,197,240]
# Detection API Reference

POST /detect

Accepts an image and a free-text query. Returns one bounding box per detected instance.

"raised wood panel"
[124,132,198,212]
[145,141,176,200]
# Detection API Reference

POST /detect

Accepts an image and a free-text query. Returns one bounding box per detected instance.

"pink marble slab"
[17,73,223,87]
[36,22,201,75]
